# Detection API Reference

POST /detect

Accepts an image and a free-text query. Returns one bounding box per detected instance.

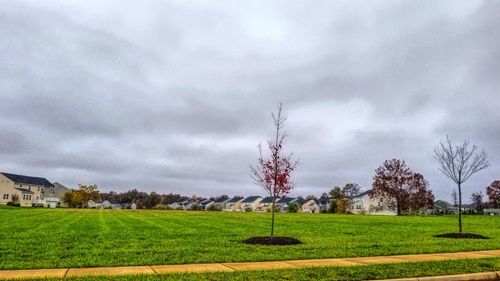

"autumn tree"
[434,136,489,233]
[371,159,434,215]
[486,180,500,208]
[78,184,100,207]
[250,103,297,238]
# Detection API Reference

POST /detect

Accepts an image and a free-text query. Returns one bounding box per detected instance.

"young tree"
[486,180,500,208]
[250,103,297,238]
[451,189,458,207]
[434,136,489,233]
[470,191,483,214]
[371,159,434,215]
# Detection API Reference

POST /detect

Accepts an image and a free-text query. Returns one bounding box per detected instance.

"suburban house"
[484,208,500,216]
[350,189,397,215]
[211,197,229,210]
[102,200,121,209]
[317,197,331,213]
[168,201,184,209]
[182,200,200,210]
[87,200,102,208]
[0,172,55,207]
[255,196,276,212]
[52,182,71,207]
[240,196,263,211]
[295,198,319,213]
[275,197,296,212]
[200,198,214,210]
[223,196,244,211]
[425,200,458,215]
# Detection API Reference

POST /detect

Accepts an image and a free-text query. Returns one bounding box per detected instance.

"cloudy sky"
[1,0,499,201]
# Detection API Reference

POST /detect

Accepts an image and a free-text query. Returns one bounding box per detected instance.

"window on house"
[3,194,8,200]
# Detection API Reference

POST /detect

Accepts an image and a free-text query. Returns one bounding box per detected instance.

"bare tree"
[434,136,489,233]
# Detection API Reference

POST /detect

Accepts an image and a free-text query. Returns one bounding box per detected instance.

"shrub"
[287,202,300,213]
[190,204,202,211]
[207,204,221,211]
[244,207,253,212]
[7,202,21,207]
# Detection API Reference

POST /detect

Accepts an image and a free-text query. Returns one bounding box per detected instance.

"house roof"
[2,172,54,187]
[318,198,330,205]
[260,197,275,203]
[227,196,244,203]
[352,189,372,198]
[200,199,213,206]
[434,200,452,209]
[213,197,229,203]
[241,196,262,203]
[277,197,296,204]
[15,187,33,194]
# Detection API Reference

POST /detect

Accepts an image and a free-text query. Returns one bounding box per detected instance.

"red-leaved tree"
[250,103,297,237]
[486,180,500,208]
[371,159,434,215]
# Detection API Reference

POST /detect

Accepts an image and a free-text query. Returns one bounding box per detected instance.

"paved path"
[0,250,499,280]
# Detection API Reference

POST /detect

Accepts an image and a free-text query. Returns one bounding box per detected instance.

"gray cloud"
[1,0,499,201]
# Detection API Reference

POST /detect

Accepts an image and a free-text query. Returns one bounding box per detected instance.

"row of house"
[0,172,70,208]
[168,195,338,213]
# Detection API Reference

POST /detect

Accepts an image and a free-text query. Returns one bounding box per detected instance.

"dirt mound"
[242,236,302,245]
[433,233,489,239]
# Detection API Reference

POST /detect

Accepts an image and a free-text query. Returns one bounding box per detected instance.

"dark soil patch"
[242,236,302,245]
[433,233,490,239]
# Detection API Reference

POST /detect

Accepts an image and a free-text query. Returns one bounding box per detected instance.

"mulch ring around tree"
[433,233,490,239]
[242,236,302,245]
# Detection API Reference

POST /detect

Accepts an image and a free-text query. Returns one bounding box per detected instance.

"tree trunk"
[271,198,276,238]
[458,182,463,234]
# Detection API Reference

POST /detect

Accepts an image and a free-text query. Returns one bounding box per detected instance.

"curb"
[0,250,498,280]
[372,271,500,281]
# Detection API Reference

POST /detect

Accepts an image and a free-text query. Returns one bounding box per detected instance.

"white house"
[295,198,319,213]
[350,190,397,215]
[223,196,244,211]
[87,200,102,208]
[240,196,263,211]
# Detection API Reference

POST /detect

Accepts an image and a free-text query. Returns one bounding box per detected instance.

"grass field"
[0,207,499,270]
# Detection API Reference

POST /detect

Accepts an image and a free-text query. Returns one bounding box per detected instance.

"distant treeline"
[100,189,193,209]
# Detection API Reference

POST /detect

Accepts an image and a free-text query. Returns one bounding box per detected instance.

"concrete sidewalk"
[0,250,498,280]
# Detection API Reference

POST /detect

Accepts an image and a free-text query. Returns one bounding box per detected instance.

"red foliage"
[371,159,434,215]
[486,180,500,207]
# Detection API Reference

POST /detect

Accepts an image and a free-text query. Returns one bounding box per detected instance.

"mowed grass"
[0,207,499,270]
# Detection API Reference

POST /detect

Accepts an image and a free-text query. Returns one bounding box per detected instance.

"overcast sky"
[1,0,499,201]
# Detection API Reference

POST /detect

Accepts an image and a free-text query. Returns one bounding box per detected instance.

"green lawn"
[9,258,500,281]
[0,207,499,270]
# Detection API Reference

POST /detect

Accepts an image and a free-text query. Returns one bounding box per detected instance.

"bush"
[207,204,221,211]
[287,202,300,213]
[7,202,21,207]
[244,207,253,212]
[190,204,202,211]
